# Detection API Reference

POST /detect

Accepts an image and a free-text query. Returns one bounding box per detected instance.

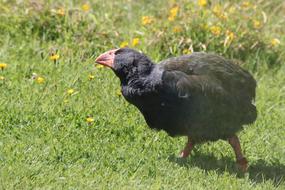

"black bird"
[95,48,257,172]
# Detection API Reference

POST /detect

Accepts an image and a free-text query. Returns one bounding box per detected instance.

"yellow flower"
[212,5,227,20]
[57,8,65,16]
[0,63,7,70]
[168,6,179,21]
[228,6,236,14]
[224,30,235,47]
[0,76,4,80]
[82,3,90,12]
[49,54,60,61]
[253,20,261,29]
[271,38,281,47]
[198,0,207,7]
[141,16,153,25]
[168,15,175,21]
[95,64,104,69]
[210,26,221,36]
[120,41,129,48]
[67,89,75,95]
[173,26,182,33]
[242,1,251,9]
[116,89,122,96]
[213,5,221,15]
[132,38,140,47]
[183,49,193,54]
[219,13,227,20]
[226,31,235,41]
[88,74,95,80]
[86,117,94,123]
[212,11,226,20]
[36,77,45,84]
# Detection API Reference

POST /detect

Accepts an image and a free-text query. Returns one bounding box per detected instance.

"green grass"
[0,0,285,189]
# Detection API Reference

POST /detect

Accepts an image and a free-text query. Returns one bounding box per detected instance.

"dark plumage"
[95,48,257,172]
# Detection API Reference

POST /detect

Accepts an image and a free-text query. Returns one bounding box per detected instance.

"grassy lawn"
[0,0,284,189]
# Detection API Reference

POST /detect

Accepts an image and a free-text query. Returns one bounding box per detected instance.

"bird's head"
[95,48,153,82]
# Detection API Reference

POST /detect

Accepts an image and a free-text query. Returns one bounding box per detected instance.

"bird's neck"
[122,64,162,96]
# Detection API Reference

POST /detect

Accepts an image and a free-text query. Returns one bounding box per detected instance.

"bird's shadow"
[168,152,284,187]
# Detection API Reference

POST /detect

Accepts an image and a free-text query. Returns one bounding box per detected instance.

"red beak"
[95,49,119,68]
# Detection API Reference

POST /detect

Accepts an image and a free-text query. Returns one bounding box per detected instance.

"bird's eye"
[115,49,122,55]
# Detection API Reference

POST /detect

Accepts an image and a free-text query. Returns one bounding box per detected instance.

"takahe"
[95,48,257,172]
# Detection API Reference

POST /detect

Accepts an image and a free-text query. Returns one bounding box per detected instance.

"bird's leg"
[180,137,194,158]
[228,135,248,172]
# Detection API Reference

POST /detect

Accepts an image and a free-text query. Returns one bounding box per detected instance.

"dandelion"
[132,38,140,47]
[271,38,280,47]
[95,64,104,69]
[226,31,235,41]
[198,0,207,7]
[0,63,7,70]
[168,6,179,21]
[88,74,95,80]
[212,5,227,20]
[49,54,60,61]
[86,117,94,123]
[0,76,4,80]
[217,13,227,20]
[141,16,153,25]
[210,26,221,36]
[213,5,221,15]
[253,20,261,29]
[67,88,75,95]
[173,26,182,33]
[228,6,236,14]
[82,3,90,12]
[116,89,122,96]
[36,77,45,84]
[241,1,251,9]
[120,41,129,48]
[183,49,193,54]
[224,30,235,47]
[57,7,65,16]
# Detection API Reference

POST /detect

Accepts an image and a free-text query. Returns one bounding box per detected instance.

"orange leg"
[180,137,194,158]
[228,135,248,172]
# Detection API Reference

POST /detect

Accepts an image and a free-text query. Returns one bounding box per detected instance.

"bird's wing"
[159,52,257,124]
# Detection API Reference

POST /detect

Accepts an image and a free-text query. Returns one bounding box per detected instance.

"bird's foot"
[228,135,248,172]
[236,157,248,173]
